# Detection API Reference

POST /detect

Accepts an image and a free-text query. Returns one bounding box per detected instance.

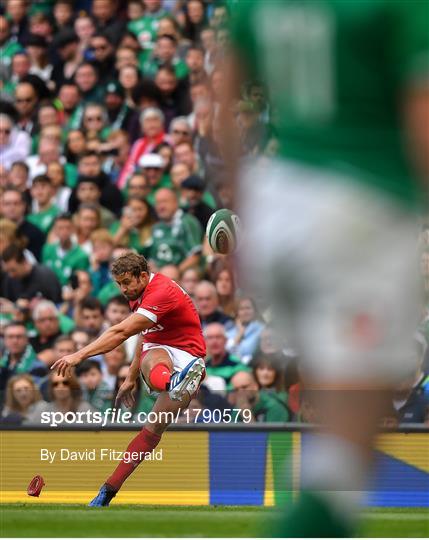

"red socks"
[106,427,161,491]
[149,363,171,391]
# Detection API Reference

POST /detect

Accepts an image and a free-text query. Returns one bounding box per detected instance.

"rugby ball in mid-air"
[206,209,241,254]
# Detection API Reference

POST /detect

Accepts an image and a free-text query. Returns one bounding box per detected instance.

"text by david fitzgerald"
[40,448,163,464]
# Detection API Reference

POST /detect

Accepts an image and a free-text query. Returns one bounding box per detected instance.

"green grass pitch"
[0,505,428,537]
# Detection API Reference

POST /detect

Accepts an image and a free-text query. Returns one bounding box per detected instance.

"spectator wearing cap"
[181,174,214,230]
[0,187,45,261]
[27,175,60,234]
[51,28,81,90]
[2,244,62,303]
[87,32,115,86]
[42,213,89,287]
[138,153,172,205]
[25,33,52,83]
[0,113,31,169]
[105,81,136,133]
[144,188,202,272]
[117,107,168,189]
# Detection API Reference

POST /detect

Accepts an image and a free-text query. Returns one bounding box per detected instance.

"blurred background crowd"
[0,0,428,427]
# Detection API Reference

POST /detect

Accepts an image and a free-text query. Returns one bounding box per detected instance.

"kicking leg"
[89,350,194,507]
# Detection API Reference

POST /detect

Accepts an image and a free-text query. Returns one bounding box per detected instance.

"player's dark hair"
[2,244,26,263]
[111,253,149,278]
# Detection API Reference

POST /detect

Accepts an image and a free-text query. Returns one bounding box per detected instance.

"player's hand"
[115,378,137,409]
[51,352,83,377]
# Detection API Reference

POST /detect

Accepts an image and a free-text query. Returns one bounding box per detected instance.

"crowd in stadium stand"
[0,0,428,427]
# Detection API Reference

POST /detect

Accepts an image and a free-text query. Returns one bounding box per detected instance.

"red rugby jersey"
[129,273,206,357]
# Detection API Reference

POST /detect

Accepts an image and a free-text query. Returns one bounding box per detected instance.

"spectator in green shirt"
[144,187,202,272]
[252,354,288,409]
[0,15,22,74]
[140,34,188,80]
[110,195,155,252]
[27,175,60,234]
[229,371,290,423]
[77,359,113,413]
[42,213,89,286]
[204,322,249,389]
[75,176,116,229]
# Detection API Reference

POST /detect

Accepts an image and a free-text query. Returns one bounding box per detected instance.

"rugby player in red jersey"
[51,253,206,506]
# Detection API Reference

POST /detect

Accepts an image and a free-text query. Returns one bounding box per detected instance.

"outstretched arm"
[51,313,153,377]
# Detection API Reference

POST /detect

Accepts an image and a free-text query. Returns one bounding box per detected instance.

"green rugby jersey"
[144,210,202,268]
[231,0,429,208]
[42,242,90,286]
[27,205,60,234]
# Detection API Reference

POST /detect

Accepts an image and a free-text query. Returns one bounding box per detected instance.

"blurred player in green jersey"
[226,0,428,536]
